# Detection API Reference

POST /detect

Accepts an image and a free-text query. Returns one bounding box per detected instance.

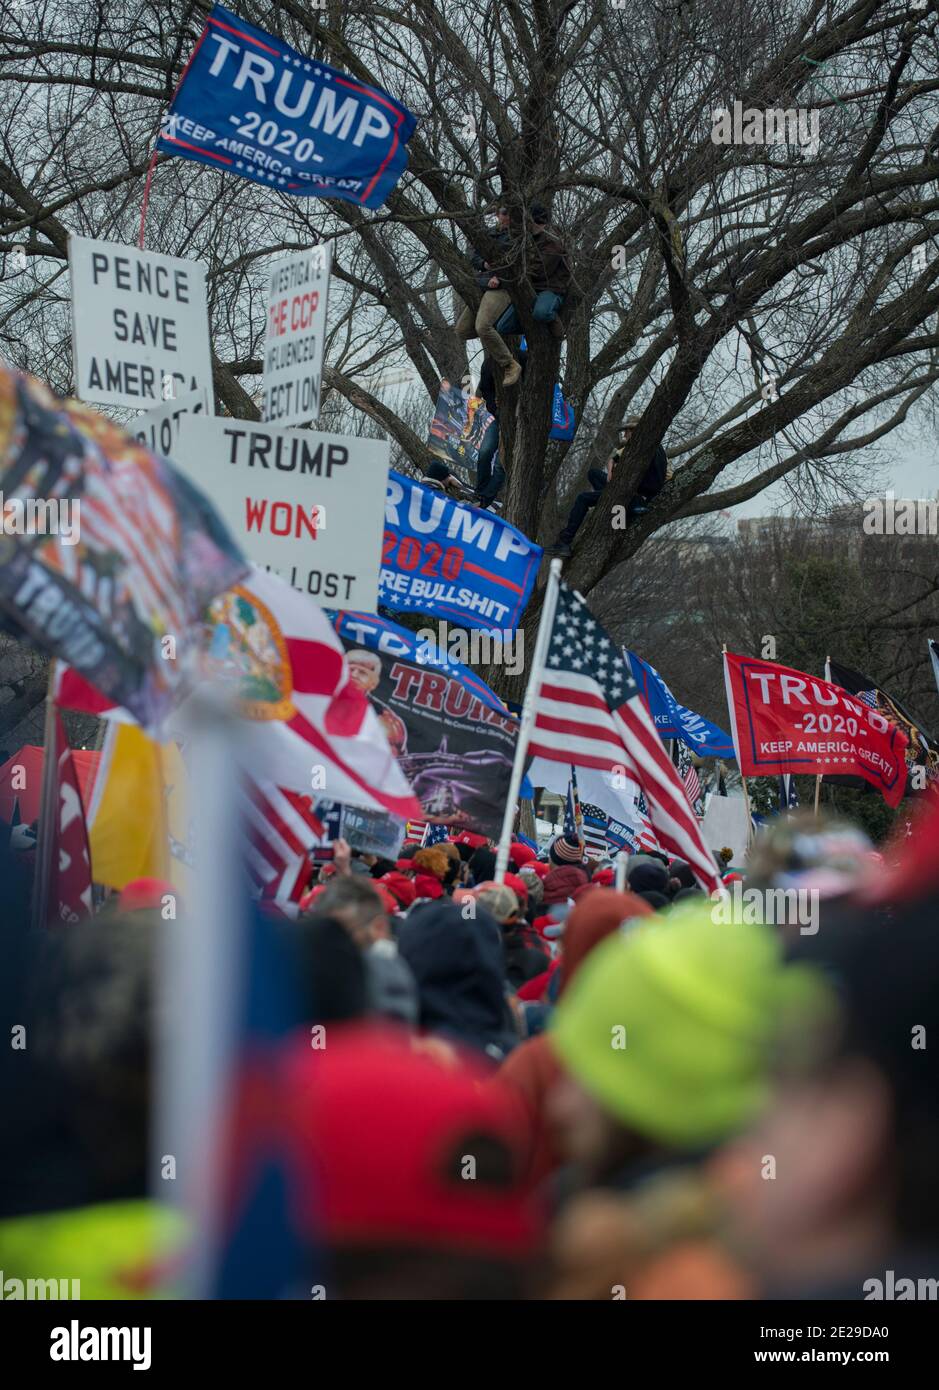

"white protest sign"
[261,242,332,427]
[68,235,212,409]
[130,388,212,459]
[173,416,389,609]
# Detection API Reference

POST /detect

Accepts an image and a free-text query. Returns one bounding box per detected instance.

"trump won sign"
[157,5,417,208]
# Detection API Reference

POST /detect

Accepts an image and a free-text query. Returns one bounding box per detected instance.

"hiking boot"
[545,540,572,558]
[503,359,522,387]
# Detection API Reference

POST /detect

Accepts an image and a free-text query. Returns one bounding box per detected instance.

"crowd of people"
[3,795,936,1301]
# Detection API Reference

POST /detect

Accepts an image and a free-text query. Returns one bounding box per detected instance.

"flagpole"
[614,850,627,892]
[814,654,830,818]
[721,643,753,847]
[495,558,563,883]
[31,659,58,930]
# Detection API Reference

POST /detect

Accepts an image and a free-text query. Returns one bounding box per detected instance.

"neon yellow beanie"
[0,1200,186,1300]
[550,902,828,1148]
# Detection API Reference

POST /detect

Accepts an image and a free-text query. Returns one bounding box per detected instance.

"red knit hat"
[503,871,529,907]
[118,877,177,912]
[280,1026,543,1256]
[543,865,589,905]
[379,872,416,910]
[509,842,537,868]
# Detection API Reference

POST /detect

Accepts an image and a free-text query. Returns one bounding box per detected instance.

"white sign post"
[173,416,389,610]
[261,242,332,427]
[68,235,212,410]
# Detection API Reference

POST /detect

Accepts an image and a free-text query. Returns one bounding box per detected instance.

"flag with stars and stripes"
[563,768,583,843]
[674,742,703,814]
[581,802,610,858]
[778,774,799,811]
[421,822,450,847]
[635,790,660,852]
[528,582,721,893]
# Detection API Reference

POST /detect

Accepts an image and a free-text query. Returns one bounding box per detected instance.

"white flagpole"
[614,850,628,892]
[495,558,563,884]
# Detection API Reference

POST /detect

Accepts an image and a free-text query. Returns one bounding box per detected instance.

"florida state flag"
[723,652,909,807]
[35,710,94,925]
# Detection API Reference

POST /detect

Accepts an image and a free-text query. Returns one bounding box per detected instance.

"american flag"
[241,779,323,913]
[406,818,429,842]
[563,771,581,840]
[528,582,720,893]
[635,790,660,851]
[779,774,799,811]
[675,742,703,813]
[421,822,450,846]
[581,802,610,858]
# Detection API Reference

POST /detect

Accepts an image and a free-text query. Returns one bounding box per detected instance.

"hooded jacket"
[498,890,652,1181]
[530,226,571,294]
[397,900,517,1059]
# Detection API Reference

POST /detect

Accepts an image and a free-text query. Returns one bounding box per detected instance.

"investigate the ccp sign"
[262,244,332,427]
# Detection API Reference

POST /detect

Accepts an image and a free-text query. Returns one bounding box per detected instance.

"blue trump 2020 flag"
[157,6,417,208]
[381,470,542,635]
[626,649,736,759]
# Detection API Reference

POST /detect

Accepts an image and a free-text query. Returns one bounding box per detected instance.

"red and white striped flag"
[635,791,660,852]
[527,581,721,894]
[676,742,702,811]
[241,778,323,912]
[59,568,422,823]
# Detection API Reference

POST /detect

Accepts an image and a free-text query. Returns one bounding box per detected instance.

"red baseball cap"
[591,867,615,887]
[118,877,177,912]
[509,842,537,867]
[280,1026,544,1257]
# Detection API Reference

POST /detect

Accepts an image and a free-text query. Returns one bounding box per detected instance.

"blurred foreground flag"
[59,567,422,822]
[86,723,190,893]
[36,711,93,926]
[0,368,245,732]
[158,5,417,209]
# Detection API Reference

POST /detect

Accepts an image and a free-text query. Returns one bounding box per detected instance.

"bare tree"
[2,0,939,708]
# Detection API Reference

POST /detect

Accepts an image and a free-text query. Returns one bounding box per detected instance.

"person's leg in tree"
[454,304,477,340]
[475,419,500,503]
[546,472,607,556]
[483,457,506,507]
[476,291,521,384]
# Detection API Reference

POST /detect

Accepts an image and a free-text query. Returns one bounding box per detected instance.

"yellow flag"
[87,724,190,892]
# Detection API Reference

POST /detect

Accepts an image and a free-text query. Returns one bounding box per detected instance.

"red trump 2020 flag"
[723,652,908,807]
